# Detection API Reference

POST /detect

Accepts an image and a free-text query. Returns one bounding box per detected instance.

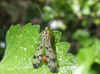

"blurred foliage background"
[0,0,100,74]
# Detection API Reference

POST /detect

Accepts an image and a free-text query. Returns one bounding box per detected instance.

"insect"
[32,27,58,73]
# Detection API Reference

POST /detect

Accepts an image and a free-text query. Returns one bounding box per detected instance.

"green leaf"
[73,37,100,74]
[73,46,95,74]
[0,24,77,74]
[88,69,98,74]
[73,29,90,41]
[80,38,94,47]
[95,39,100,64]
[43,6,58,21]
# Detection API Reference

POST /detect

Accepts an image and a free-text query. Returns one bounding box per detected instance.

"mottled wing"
[43,27,58,73]
[33,40,43,68]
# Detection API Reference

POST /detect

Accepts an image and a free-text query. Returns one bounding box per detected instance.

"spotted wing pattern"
[33,27,58,73]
